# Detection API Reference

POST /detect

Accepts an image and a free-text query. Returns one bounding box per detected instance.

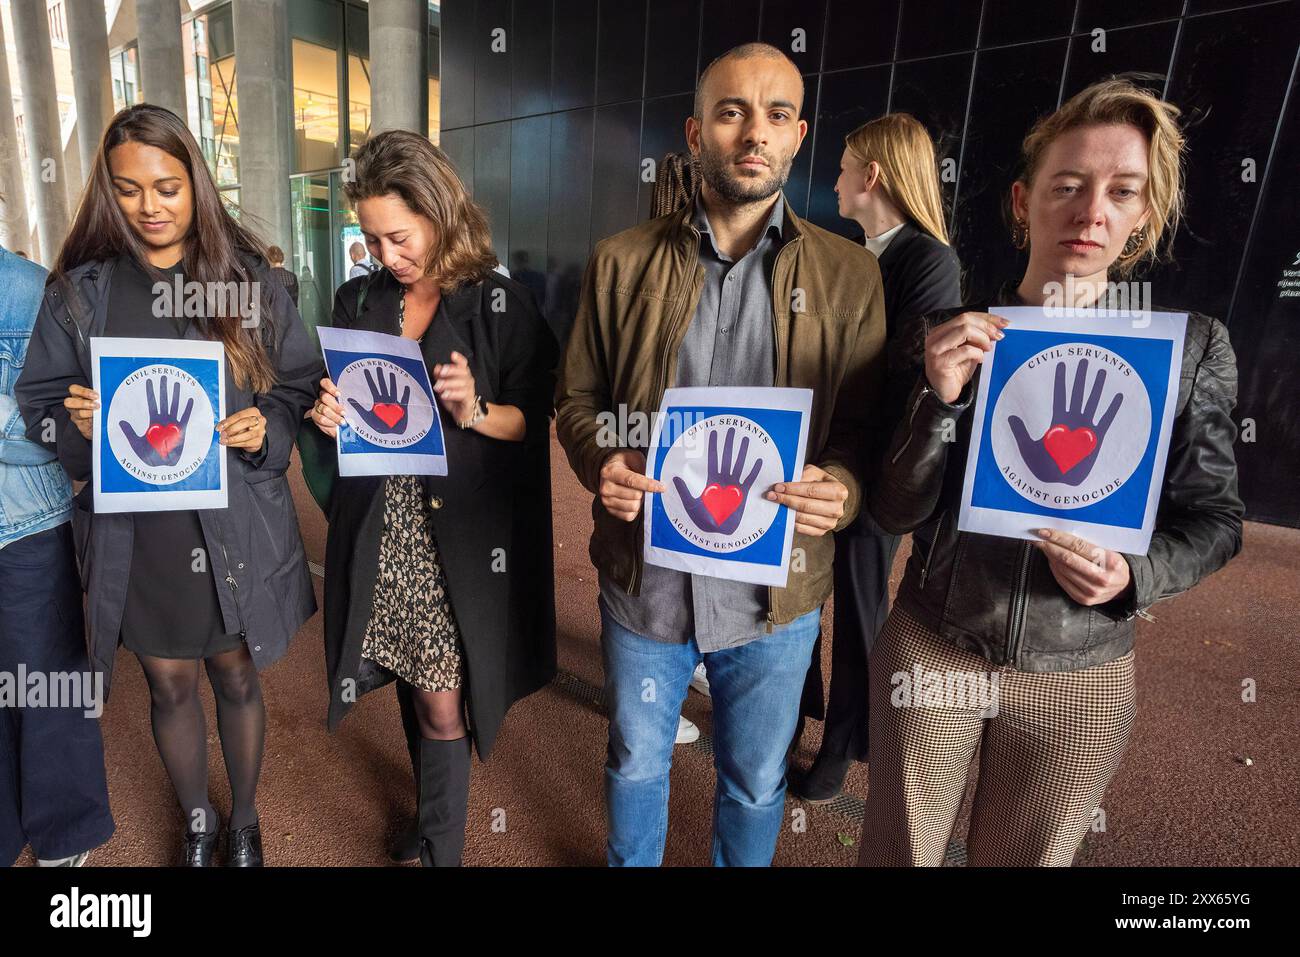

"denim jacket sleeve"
[0,392,57,466]
[14,293,93,483]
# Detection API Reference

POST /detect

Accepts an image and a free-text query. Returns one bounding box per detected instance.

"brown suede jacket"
[556,196,888,627]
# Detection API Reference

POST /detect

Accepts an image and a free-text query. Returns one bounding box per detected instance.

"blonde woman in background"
[792,113,963,803]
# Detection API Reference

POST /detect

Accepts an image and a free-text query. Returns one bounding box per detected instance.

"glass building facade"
[107,0,441,335]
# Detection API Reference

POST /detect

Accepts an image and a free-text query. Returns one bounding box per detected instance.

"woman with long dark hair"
[304,130,557,867]
[856,79,1243,866]
[16,104,321,866]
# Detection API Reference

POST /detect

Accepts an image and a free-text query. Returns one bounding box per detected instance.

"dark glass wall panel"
[474,120,512,265]
[1061,21,1177,98]
[441,0,475,129]
[1076,0,1185,30]
[590,101,644,245]
[637,94,695,222]
[805,65,891,236]
[952,40,1068,298]
[596,0,647,105]
[760,0,827,76]
[981,0,1076,47]
[1154,3,1299,319]
[1229,65,1300,527]
[823,0,900,71]
[511,0,552,117]
[441,126,475,195]
[546,108,595,342]
[552,0,599,111]
[509,114,552,308]
[896,0,981,60]
[783,73,817,219]
[699,0,761,67]
[645,0,701,97]
[474,0,512,124]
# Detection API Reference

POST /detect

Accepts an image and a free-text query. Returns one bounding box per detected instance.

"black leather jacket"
[870,284,1244,672]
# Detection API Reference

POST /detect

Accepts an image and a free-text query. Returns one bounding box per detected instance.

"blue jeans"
[600,600,821,866]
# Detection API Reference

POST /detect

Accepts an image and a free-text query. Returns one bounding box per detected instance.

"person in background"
[556,43,887,866]
[266,245,299,307]
[307,129,557,868]
[16,104,320,867]
[1,243,115,868]
[858,78,1243,866]
[348,241,376,280]
[791,113,963,803]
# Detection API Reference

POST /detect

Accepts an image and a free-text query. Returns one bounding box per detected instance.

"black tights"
[137,645,265,832]
[399,681,467,741]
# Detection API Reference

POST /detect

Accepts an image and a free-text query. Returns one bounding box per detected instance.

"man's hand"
[764,464,848,537]
[1034,527,1132,606]
[599,449,665,522]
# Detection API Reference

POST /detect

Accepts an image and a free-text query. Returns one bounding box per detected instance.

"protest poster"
[643,386,812,586]
[959,306,1186,554]
[318,326,447,477]
[92,337,227,513]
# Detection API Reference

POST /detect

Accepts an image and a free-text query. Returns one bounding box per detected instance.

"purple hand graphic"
[347,368,411,435]
[672,427,764,535]
[1008,358,1123,486]
[119,374,194,467]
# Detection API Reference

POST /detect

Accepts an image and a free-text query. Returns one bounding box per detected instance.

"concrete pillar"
[370,0,428,136]
[135,0,186,118]
[232,0,293,249]
[10,0,70,265]
[66,0,116,187]
[0,10,31,253]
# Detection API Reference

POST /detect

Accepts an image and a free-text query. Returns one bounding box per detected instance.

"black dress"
[107,256,244,659]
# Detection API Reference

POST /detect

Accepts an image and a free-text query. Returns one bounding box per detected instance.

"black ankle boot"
[389,685,422,864]
[416,736,471,867]
[226,822,264,867]
[789,751,853,804]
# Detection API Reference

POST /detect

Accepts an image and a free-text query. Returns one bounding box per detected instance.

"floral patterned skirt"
[361,475,465,692]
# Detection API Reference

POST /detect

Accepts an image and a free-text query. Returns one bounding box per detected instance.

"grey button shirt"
[599,196,787,651]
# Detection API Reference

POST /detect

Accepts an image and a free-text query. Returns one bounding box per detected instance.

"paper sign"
[958,307,1186,555]
[92,337,227,513]
[318,326,447,477]
[643,387,813,586]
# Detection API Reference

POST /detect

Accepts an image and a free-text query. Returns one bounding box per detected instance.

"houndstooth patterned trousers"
[857,606,1136,867]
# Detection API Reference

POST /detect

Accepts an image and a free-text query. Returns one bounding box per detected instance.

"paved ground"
[17,427,1300,866]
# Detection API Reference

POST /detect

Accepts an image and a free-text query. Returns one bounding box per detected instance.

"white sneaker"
[38,851,90,867]
[689,662,711,697]
[675,715,700,744]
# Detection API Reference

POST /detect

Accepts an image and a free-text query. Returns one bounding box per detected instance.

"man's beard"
[696,141,793,204]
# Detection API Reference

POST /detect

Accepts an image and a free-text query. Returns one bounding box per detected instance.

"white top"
[863,221,906,258]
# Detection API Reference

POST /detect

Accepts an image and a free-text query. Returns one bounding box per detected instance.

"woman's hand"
[310,377,346,438]
[1034,528,1132,606]
[432,351,476,425]
[924,311,1010,404]
[64,384,99,440]
[217,407,267,452]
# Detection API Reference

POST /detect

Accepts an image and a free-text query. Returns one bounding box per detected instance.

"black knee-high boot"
[389,683,422,863]
[417,736,471,867]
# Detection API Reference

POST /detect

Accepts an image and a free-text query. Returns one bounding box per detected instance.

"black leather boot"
[226,822,264,867]
[416,736,471,867]
[788,751,853,804]
[389,684,422,864]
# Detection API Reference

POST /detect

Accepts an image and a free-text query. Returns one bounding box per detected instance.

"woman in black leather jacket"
[856,79,1243,867]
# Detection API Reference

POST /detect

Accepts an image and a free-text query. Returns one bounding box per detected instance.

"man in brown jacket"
[556,43,887,866]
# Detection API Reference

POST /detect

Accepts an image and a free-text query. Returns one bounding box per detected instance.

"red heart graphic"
[372,403,405,428]
[701,483,743,526]
[1042,424,1097,474]
[145,423,183,459]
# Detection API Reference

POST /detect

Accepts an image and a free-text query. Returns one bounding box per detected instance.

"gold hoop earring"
[1011,218,1029,251]
[1117,226,1147,263]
